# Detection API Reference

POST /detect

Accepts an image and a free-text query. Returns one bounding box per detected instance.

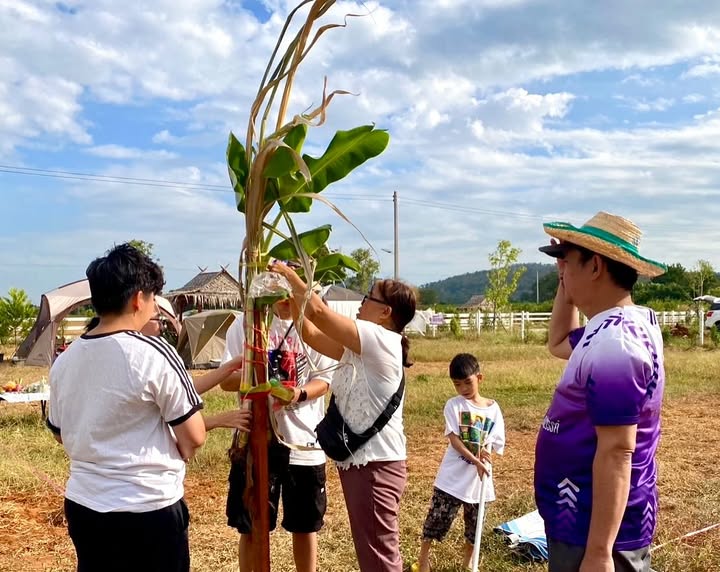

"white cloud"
[684,55,720,77]
[621,73,660,86]
[0,0,49,24]
[683,93,706,103]
[0,68,89,153]
[613,95,676,112]
[85,145,177,160]
[5,1,720,297]
[152,130,179,144]
[1,0,718,154]
[472,88,574,134]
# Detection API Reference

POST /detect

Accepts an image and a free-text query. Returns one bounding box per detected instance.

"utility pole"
[536,270,539,304]
[393,191,399,280]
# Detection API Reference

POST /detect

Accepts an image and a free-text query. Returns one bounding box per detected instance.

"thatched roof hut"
[458,294,493,312]
[166,269,242,318]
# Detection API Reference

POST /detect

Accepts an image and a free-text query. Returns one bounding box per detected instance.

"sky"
[3,0,720,302]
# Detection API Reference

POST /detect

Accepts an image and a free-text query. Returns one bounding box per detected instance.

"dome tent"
[176,309,241,368]
[15,279,178,367]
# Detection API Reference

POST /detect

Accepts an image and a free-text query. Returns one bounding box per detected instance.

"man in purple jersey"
[535,212,667,572]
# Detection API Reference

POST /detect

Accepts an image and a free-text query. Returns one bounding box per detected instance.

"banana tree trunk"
[248,306,271,572]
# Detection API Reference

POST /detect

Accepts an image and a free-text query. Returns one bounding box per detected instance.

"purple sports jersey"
[534,306,664,550]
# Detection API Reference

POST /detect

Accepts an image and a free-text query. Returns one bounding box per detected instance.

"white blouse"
[331,320,406,468]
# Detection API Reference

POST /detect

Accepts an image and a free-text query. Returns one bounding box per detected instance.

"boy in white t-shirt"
[414,353,505,572]
[220,298,335,572]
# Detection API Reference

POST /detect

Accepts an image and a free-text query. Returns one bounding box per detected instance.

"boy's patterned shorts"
[421,487,479,544]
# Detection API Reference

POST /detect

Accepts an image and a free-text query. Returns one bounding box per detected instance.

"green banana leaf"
[227,132,249,213]
[282,125,390,212]
[312,252,359,284]
[287,252,360,285]
[267,224,332,260]
[253,293,290,307]
[315,252,360,274]
[284,123,308,153]
[262,124,308,179]
[314,269,346,283]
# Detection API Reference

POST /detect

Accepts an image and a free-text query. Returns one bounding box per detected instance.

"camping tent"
[319,285,431,332]
[172,286,362,367]
[321,284,364,319]
[406,309,434,335]
[15,279,179,367]
[176,309,241,368]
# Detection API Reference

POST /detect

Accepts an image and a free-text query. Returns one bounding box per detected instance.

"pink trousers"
[338,460,407,572]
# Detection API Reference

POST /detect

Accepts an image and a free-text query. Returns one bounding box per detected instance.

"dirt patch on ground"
[1,366,719,570]
[0,491,73,571]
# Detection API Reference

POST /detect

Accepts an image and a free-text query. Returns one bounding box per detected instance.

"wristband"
[298,389,308,403]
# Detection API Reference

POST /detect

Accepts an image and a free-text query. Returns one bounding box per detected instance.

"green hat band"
[543,221,666,271]
[546,222,639,253]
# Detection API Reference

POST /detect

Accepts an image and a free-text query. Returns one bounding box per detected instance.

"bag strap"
[327,369,405,440]
[277,323,294,349]
[364,371,405,437]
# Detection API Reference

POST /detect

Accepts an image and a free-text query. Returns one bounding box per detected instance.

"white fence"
[59,316,92,341]
[427,310,698,338]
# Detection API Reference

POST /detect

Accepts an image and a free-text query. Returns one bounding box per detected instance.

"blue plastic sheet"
[494,510,548,562]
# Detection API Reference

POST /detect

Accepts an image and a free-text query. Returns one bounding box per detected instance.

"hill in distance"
[421,262,557,305]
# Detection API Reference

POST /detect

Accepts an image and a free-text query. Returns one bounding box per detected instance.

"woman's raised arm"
[269,261,361,355]
[291,303,345,360]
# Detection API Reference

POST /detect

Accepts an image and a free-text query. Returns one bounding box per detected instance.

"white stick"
[470,447,491,572]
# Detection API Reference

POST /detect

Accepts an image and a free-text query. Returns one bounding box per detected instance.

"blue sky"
[3,0,720,301]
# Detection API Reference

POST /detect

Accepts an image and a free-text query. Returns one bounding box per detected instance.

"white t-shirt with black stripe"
[47,330,203,513]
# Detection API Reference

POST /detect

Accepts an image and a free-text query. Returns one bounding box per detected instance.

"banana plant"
[226,1,389,570]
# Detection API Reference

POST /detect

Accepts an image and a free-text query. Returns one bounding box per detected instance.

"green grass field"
[1,335,719,571]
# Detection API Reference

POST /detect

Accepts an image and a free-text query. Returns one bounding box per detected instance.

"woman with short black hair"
[48,243,205,572]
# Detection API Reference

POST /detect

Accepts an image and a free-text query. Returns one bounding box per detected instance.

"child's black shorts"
[422,487,480,544]
[226,443,327,534]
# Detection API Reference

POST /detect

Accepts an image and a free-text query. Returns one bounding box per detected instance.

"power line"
[0,261,203,271]
[0,166,230,192]
[0,165,543,219]
[324,194,392,201]
[402,197,544,220]
[0,164,230,189]
[0,164,393,201]
[0,163,710,231]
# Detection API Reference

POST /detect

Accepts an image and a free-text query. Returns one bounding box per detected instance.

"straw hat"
[538,211,667,278]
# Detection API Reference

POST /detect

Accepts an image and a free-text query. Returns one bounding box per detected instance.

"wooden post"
[249,306,271,572]
[698,305,705,347]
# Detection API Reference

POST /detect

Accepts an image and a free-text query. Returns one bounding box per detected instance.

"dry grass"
[1,338,719,571]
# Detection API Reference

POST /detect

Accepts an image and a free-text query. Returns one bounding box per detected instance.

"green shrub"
[661,326,672,344]
[449,314,462,339]
[709,326,720,348]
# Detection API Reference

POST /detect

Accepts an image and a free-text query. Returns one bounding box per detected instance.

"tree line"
[416,244,719,313]
[2,244,716,351]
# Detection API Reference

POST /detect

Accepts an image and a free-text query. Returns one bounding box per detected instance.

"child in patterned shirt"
[414,353,505,572]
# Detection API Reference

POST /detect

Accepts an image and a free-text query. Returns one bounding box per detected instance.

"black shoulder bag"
[267,323,295,382]
[315,373,405,462]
